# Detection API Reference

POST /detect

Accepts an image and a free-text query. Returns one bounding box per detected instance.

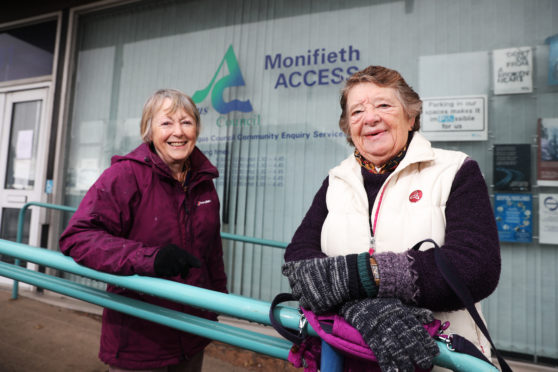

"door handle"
[7,195,27,203]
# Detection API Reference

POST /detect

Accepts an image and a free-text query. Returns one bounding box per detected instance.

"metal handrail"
[15,201,287,249]
[0,239,499,371]
[0,260,293,359]
[3,202,500,372]
[4,237,303,332]
[12,201,286,298]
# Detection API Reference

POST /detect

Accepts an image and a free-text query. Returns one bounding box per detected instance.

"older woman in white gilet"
[283,66,501,372]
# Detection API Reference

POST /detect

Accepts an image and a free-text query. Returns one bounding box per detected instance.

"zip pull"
[369,236,375,255]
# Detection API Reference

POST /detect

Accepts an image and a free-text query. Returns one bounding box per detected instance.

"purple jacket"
[59,143,227,369]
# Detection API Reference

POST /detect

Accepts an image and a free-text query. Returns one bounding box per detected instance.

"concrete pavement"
[0,287,296,372]
[1,286,556,372]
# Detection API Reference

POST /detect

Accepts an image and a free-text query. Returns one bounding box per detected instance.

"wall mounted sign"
[493,46,533,94]
[421,96,487,141]
[537,118,558,186]
[494,193,532,243]
[493,144,531,191]
[539,193,558,244]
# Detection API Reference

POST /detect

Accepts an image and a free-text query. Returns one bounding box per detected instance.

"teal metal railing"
[0,202,500,372]
[0,238,299,359]
[13,202,78,298]
[12,201,287,299]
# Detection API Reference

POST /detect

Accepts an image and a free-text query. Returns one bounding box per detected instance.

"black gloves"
[282,253,377,314]
[154,244,201,278]
[340,298,439,372]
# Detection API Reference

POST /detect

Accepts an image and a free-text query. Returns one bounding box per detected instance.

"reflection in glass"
[0,21,56,82]
[0,208,30,265]
[5,100,41,190]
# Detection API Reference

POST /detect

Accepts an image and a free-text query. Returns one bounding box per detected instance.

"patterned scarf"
[354,132,413,174]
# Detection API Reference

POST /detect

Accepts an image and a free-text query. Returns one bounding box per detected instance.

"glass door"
[0,88,50,285]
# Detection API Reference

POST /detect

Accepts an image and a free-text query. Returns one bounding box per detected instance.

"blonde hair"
[339,66,422,146]
[140,89,201,143]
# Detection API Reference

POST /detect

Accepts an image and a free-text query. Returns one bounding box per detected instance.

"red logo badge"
[409,190,422,203]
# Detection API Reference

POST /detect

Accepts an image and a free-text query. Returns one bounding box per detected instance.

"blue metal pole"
[10,202,283,299]
[0,239,500,372]
[220,232,288,249]
[320,340,344,372]
[12,202,78,299]
[0,262,292,359]
[0,238,312,336]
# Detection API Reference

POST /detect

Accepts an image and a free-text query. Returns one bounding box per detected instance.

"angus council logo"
[192,45,253,114]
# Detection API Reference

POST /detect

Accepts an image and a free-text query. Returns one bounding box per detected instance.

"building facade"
[0,0,557,365]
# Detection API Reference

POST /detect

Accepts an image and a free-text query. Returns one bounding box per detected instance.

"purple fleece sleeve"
[59,162,158,276]
[284,177,330,262]
[403,159,501,311]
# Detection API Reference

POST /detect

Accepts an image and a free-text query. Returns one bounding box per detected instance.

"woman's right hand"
[154,244,201,279]
[282,256,360,313]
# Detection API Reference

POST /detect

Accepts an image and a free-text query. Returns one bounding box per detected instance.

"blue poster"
[546,33,558,86]
[494,193,532,243]
[493,144,531,191]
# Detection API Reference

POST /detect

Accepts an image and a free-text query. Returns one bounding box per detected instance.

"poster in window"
[494,193,532,243]
[493,144,531,191]
[537,118,558,186]
[546,33,558,86]
[539,193,558,244]
[493,46,533,94]
[420,96,487,141]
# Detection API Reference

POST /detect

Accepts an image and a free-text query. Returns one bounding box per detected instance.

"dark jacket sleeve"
[284,177,330,262]
[59,162,158,276]
[408,159,501,311]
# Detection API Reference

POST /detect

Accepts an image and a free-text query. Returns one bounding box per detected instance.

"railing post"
[321,340,344,372]
[12,202,78,299]
[12,202,31,299]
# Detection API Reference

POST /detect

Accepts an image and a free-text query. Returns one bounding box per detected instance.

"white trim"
[0,88,52,281]
[0,76,52,89]
[69,0,141,15]
[0,81,51,94]
[0,11,60,30]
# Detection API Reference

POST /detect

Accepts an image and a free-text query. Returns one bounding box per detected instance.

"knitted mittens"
[282,254,375,314]
[340,298,439,372]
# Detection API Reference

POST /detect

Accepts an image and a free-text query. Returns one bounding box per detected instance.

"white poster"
[493,46,533,95]
[539,193,558,244]
[420,96,487,141]
[16,130,33,159]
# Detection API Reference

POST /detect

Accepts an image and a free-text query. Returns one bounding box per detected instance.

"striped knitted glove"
[340,298,439,372]
[282,254,377,314]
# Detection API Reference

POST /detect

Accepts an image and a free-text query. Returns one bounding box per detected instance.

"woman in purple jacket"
[59,89,227,371]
